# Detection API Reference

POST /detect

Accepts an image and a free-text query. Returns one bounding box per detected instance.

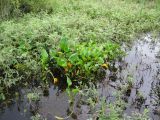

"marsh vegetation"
[0,0,160,120]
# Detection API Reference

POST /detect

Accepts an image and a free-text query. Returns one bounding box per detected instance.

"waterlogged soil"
[0,34,160,120]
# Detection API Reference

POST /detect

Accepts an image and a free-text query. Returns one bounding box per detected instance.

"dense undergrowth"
[0,0,160,119]
[0,0,57,18]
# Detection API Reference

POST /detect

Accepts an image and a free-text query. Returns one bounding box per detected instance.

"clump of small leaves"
[41,37,123,87]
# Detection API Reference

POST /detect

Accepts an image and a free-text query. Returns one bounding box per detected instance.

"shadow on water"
[0,33,160,120]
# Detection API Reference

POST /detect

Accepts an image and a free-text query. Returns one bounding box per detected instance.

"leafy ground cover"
[0,0,160,119]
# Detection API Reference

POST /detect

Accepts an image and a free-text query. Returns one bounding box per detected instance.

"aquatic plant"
[0,0,160,119]
[40,38,122,88]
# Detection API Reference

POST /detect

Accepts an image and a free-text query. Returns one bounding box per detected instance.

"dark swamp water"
[0,34,160,120]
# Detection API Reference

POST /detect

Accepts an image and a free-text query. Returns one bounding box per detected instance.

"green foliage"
[60,37,70,52]
[75,83,149,120]
[0,2,159,120]
[41,48,49,69]
[0,93,5,101]
[0,0,59,19]
[125,109,149,120]
[49,38,122,83]
[31,113,47,120]
[67,77,72,87]
[27,92,40,102]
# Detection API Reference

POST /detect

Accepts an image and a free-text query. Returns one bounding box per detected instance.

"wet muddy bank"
[0,33,160,120]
